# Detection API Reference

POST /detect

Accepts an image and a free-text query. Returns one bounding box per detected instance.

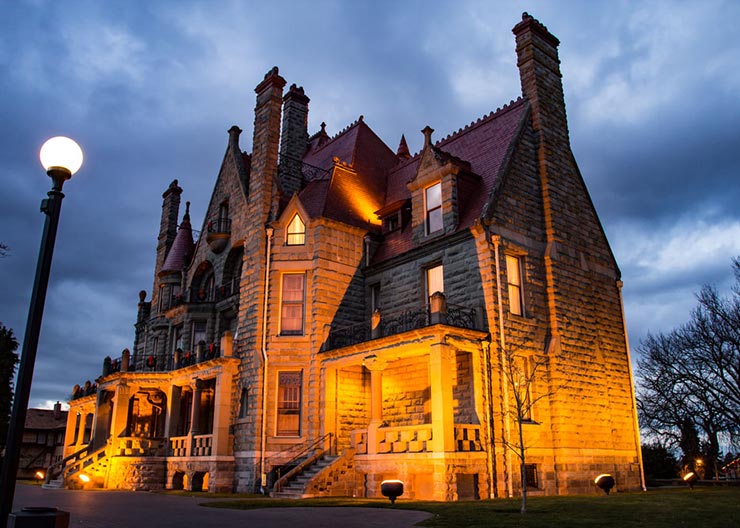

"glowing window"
[425,182,442,234]
[425,264,444,302]
[276,371,302,436]
[286,214,306,245]
[506,255,524,316]
[280,273,305,335]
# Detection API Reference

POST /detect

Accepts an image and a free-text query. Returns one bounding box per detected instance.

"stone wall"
[382,357,429,426]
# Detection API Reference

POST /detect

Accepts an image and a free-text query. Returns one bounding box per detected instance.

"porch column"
[212,371,234,455]
[91,390,110,449]
[63,410,79,456]
[190,378,204,435]
[429,342,455,452]
[165,385,182,438]
[364,355,386,455]
[109,383,132,440]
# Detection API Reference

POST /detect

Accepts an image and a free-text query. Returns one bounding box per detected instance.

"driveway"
[12,484,432,527]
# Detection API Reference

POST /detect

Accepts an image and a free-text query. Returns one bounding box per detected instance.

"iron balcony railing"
[324,301,482,351]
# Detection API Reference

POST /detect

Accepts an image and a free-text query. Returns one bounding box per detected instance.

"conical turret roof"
[159,202,195,276]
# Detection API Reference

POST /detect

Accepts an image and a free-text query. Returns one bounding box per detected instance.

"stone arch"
[222,245,243,289]
[191,471,208,492]
[191,261,215,302]
[171,470,185,490]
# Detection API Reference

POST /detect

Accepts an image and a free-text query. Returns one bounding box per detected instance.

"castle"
[53,13,644,500]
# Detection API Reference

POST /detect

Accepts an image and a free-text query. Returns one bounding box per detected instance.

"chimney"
[248,66,286,223]
[279,83,310,197]
[513,12,569,144]
[152,179,182,310]
[53,401,62,420]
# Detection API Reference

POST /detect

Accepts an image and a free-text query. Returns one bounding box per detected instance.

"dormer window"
[384,213,399,233]
[287,214,306,246]
[425,182,442,235]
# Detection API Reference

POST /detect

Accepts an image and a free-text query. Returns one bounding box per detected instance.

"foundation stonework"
[59,13,642,499]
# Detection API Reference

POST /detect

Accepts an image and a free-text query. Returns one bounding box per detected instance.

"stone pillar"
[221,331,233,357]
[109,383,132,440]
[323,367,337,452]
[121,348,130,372]
[190,379,204,435]
[91,390,109,449]
[212,372,234,456]
[429,291,448,325]
[429,342,455,452]
[364,356,386,455]
[196,341,205,363]
[165,385,182,438]
[63,410,79,456]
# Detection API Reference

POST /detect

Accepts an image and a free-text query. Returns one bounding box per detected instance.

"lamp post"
[0,137,83,526]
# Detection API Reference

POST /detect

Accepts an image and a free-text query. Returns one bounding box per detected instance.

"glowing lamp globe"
[39,136,83,176]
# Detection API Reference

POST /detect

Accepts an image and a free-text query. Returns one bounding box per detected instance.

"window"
[383,213,400,233]
[238,388,249,419]
[424,182,443,234]
[370,283,381,313]
[170,284,181,307]
[173,325,184,353]
[276,371,302,436]
[506,255,524,316]
[191,321,207,350]
[524,464,539,489]
[425,264,444,302]
[280,273,305,335]
[286,214,306,245]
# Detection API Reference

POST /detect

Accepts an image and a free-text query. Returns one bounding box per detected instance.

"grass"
[199,487,740,527]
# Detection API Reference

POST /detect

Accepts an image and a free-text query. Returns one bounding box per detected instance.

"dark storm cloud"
[1,0,739,407]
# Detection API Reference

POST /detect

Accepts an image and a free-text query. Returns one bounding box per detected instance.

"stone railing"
[454,425,483,452]
[192,434,213,456]
[113,437,166,457]
[351,424,483,455]
[169,433,213,457]
[324,294,483,351]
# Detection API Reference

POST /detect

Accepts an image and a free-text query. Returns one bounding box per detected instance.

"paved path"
[12,484,432,527]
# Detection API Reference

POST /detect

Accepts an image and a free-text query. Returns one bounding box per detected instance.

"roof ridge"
[436,97,524,147]
[307,116,364,157]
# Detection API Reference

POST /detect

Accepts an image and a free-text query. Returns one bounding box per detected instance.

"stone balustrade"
[168,433,214,457]
[351,424,482,455]
[114,437,166,457]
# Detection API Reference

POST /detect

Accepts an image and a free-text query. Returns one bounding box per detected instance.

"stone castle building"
[53,14,644,499]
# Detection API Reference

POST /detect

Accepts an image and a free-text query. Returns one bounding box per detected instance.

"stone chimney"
[152,179,182,309]
[248,66,286,223]
[513,12,569,146]
[53,401,62,420]
[279,83,310,197]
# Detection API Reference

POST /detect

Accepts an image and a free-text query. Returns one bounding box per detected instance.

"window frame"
[425,263,444,303]
[424,182,443,235]
[506,254,525,317]
[279,272,306,336]
[286,214,306,246]
[276,370,302,437]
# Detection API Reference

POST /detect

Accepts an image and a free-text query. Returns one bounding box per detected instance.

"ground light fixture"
[380,479,404,504]
[594,474,616,495]
[683,471,699,489]
[0,136,83,527]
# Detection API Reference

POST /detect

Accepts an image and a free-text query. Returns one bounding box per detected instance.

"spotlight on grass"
[34,471,45,480]
[594,474,615,495]
[78,474,90,483]
[381,480,404,504]
[683,472,698,489]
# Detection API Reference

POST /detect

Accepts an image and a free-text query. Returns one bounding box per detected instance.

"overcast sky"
[2,0,739,409]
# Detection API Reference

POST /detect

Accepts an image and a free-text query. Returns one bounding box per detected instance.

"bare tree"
[637,258,740,477]
[499,341,554,514]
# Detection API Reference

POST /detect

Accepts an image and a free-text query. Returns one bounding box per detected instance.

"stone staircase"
[41,478,64,489]
[271,455,338,499]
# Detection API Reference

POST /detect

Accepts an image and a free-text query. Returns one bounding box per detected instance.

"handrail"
[271,432,334,492]
[269,432,333,491]
[45,444,90,483]
[62,443,108,481]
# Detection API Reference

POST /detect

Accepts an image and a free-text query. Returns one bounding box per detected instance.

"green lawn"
[201,487,740,527]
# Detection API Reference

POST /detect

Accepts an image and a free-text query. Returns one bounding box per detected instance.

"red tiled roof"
[296,98,527,261]
[160,206,195,274]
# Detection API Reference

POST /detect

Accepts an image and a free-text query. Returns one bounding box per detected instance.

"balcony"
[324,294,484,351]
[206,217,231,254]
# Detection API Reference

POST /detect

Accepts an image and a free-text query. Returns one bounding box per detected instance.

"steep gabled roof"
[373,98,527,262]
[299,117,397,229]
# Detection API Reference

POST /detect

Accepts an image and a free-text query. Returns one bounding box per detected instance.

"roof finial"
[397,134,411,159]
[320,122,326,133]
[421,126,434,148]
[184,201,191,222]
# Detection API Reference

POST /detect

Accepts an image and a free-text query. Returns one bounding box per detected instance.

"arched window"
[286,214,305,246]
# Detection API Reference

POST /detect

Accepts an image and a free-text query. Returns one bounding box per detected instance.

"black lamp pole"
[0,166,72,526]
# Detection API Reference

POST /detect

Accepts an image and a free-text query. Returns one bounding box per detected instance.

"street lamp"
[0,136,83,526]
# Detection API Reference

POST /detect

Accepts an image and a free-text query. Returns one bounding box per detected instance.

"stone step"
[42,479,64,490]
